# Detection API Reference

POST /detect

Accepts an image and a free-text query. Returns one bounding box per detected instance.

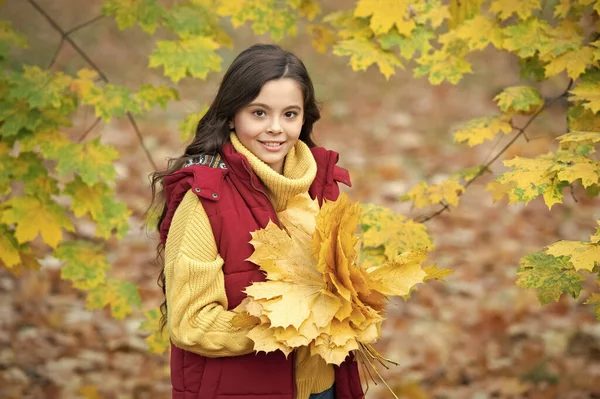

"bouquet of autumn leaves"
[235,192,439,374]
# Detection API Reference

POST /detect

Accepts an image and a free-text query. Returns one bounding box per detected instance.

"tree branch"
[47,37,64,69]
[416,79,574,224]
[65,15,105,36]
[28,0,158,170]
[78,117,102,142]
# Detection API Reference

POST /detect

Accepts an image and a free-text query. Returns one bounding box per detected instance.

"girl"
[150,44,364,399]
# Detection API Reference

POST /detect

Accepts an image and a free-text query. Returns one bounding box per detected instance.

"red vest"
[161,142,364,399]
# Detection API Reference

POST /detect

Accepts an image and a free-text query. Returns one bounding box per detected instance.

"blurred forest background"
[1,0,600,398]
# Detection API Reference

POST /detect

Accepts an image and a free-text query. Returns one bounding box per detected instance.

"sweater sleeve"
[164,189,256,357]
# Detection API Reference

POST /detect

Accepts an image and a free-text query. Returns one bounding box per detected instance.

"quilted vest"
[160,141,364,399]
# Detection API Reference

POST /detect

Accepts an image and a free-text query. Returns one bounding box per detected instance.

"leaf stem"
[416,79,574,223]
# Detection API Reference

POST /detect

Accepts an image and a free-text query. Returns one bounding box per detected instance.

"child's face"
[233,78,304,174]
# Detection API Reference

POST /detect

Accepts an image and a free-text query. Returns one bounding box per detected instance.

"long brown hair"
[147,44,321,330]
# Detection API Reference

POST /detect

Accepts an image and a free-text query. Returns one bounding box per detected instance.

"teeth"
[261,142,282,147]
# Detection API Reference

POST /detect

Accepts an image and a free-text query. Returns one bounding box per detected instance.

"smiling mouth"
[259,141,284,147]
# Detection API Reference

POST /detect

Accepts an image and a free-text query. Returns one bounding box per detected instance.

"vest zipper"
[241,160,295,397]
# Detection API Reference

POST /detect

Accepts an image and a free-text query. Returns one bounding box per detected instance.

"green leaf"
[80,84,141,122]
[494,86,544,115]
[63,177,130,239]
[333,38,403,80]
[0,225,21,268]
[139,308,170,354]
[516,252,583,305]
[0,20,28,62]
[135,84,179,111]
[414,48,472,85]
[9,66,71,109]
[585,293,600,320]
[54,138,119,186]
[179,106,208,142]
[377,26,434,60]
[102,0,164,34]
[163,2,232,46]
[217,0,298,41]
[0,100,42,137]
[149,36,222,83]
[519,55,546,81]
[502,18,552,58]
[56,241,110,290]
[94,195,131,239]
[86,279,142,319]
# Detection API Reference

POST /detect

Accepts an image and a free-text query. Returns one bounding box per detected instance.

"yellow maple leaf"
[570,81,600,114]
[453,115,513,147]
[544,46,595,80]
[454,15,503,51]
[1,196,74,248]
[552,154,600,188]
[428,180,465,207]
[498,153,563,208]
[306,24,337,54]
[367,250,427,295]
[0,227,21,268]
[407,181,432,209]
[243,193,428,365]
[490,0,541,20]
[333,38,403,79]
[423,264,454,281]
[486,180,515,201]
[354,0,415,35]
[546,240,600,272]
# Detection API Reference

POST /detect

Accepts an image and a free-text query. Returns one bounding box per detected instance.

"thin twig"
[78,117,102,142]
[128,113,158,170]
[28,0,109,82]
[65,15,105,36]
[416,79,574,224]
[47,37,64,69]
[570,184,578,203]
[28,0,158,170]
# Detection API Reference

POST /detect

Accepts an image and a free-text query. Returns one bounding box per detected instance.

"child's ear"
[229,120,235,130]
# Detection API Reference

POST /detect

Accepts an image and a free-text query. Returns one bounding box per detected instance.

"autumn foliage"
[1,0,599,380]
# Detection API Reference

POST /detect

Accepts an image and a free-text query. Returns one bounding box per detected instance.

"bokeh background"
[1,0,600,398]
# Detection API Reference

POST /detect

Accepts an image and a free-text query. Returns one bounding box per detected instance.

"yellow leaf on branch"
[453,115,513,147]
[544,46,595,80]
[1,196,74,248]
[490,0,541,20]
[546,240,600,272]
[333,38,403,79]
[570,81,600,114]
[354,0,415,35]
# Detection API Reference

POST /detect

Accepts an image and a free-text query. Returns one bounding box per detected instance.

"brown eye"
[285,111,297,118]
[253,110,265,117]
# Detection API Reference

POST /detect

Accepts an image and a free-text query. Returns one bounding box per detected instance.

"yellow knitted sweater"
[164,133,334,399]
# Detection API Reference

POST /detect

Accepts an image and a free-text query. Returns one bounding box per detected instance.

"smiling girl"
[149,44,363,399]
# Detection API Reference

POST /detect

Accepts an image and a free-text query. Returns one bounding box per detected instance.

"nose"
[267,118,283,134]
